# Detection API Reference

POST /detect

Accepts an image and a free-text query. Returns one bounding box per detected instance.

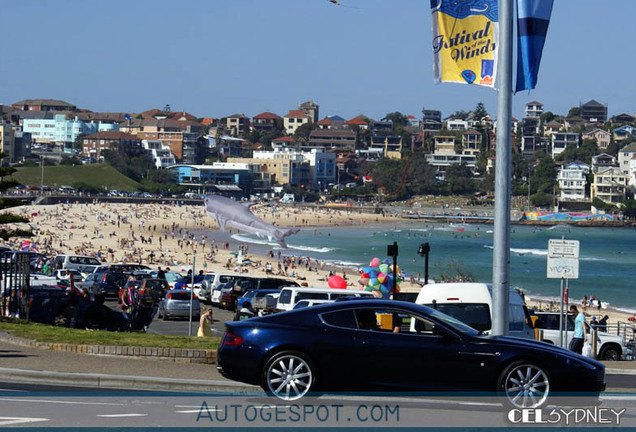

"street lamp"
[417,242,430,285]
[40,154,44,196]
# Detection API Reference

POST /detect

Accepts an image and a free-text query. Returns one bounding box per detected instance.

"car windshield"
[421,306,481,336]
[425,303,491,331]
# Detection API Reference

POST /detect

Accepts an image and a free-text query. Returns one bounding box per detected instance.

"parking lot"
[104,299,234,337]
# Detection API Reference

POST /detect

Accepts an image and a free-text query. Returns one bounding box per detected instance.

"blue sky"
[1,0,634,122]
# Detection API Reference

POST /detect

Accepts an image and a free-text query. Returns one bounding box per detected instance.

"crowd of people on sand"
[3,201,635,335]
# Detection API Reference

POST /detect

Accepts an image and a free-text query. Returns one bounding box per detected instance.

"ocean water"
[224,222,636,313]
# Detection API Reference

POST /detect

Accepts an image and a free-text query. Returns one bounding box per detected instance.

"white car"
[534,311,627,361]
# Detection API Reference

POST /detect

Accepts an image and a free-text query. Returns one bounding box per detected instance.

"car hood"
[482,335,605,368]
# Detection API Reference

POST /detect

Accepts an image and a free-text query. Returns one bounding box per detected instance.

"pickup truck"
[534,311,628,360]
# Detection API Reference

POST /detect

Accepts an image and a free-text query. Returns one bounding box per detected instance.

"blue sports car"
[217,300,605,408]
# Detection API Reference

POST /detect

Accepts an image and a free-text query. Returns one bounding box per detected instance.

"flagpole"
[491,0,513,336]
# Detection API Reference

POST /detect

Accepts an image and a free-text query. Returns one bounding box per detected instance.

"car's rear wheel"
[497,361,550,408]
[599,344,621,361]
[262,351,316,401]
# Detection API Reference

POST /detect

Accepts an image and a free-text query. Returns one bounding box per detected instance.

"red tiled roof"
[272,136,295,142]
[345,117,368,125]
[407,115,416,119]
[253,112,281,120]
[201,118,217,125]
[284,110,310,118]
[316,117,334,125]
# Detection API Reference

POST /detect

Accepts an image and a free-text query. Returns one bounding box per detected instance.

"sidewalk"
[0,338,259,393]
[0,336,634,393]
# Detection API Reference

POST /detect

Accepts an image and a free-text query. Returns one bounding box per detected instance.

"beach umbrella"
[328,275,348,289]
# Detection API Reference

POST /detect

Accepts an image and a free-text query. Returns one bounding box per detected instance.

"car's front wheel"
[261,350,316,401]
[497,361,550,408]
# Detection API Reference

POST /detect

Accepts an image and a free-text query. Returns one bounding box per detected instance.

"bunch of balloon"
[358,257,401,299]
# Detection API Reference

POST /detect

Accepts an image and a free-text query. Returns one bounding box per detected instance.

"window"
[321,310,357,329]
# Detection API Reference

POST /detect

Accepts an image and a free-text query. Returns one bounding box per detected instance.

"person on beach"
[568,304,587,354]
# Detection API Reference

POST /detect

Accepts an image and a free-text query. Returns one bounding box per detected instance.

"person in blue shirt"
[569,304,588,354]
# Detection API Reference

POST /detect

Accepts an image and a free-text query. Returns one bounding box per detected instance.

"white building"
[551,132,579,159]
[557,162,589,201]
[617,142,636,175]
[142,140,176,168]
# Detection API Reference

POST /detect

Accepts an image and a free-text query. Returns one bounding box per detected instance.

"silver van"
[52,254,102,275]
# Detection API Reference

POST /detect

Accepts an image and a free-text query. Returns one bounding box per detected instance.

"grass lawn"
[0,318,220,350]
[11,164,141,191]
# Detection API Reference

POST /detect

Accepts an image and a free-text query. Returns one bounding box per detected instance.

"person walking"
[197,309,213,337]
[569,304,587,354]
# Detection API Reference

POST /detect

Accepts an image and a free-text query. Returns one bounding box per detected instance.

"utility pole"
[491,0,513,336]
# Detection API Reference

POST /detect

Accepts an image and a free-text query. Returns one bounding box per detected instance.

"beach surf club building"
[167,162,272,198]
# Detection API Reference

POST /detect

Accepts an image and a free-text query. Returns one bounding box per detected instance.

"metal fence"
[1,251,31,318]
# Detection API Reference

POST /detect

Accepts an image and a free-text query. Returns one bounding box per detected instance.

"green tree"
[444,163,477,194]
[472,102,489,121]
[449,110,470,120]
[532,152,557,194]
[60,155,83,166]
[293,122,318,144]
[382,112,408,127]
[622,199,636,219]
[555,139,598,165]
[540,111,556,124]
[567,107,581,118]
[0,152,32,240]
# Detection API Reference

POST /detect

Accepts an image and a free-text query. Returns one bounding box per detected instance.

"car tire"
[162,313,169,321]
[261,350,316,401]
[497,360,550,409]
[599,344,621,361]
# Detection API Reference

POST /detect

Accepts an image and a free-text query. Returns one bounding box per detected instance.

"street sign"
[547,239,579,279]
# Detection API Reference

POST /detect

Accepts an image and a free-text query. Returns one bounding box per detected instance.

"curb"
[0,331,217,364]
[0,367,260,393]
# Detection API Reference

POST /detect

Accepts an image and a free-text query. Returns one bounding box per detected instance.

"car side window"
[321,310,358,329]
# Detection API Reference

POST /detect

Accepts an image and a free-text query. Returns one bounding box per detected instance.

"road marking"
[0,417,48,426]
[0,397,125,406]
[97,413,148,418]
[0,388,26,392]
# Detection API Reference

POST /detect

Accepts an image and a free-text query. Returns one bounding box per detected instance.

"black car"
[81,270,127,297]
[218,300,606,408]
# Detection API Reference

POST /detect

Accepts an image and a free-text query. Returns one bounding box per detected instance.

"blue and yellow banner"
[431,0,499,87]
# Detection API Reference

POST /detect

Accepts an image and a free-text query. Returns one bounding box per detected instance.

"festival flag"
[515,0,554,92]
[430,0,499,87]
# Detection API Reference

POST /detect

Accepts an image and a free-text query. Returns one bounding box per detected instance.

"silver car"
[157,289,200,320]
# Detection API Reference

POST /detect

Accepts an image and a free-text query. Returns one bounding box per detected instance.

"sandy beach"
[2,201,634,326]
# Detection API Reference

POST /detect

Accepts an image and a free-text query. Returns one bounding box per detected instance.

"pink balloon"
[370,257,382,267]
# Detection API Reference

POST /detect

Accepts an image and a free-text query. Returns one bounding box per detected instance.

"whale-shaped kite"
[204,194,300,248]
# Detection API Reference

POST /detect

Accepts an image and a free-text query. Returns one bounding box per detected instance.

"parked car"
[51,254,102,275]
[533,311,627,360]
[157,289,200,320]
[217,300,606,408]
[148,270,183,289]
[237,289,281,312]
[81,270,127,297]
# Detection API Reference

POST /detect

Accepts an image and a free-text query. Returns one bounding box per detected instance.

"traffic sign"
[547,239,580,279]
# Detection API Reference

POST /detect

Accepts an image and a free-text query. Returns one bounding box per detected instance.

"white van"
[415,282,536,340]
[276,287,375,312]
